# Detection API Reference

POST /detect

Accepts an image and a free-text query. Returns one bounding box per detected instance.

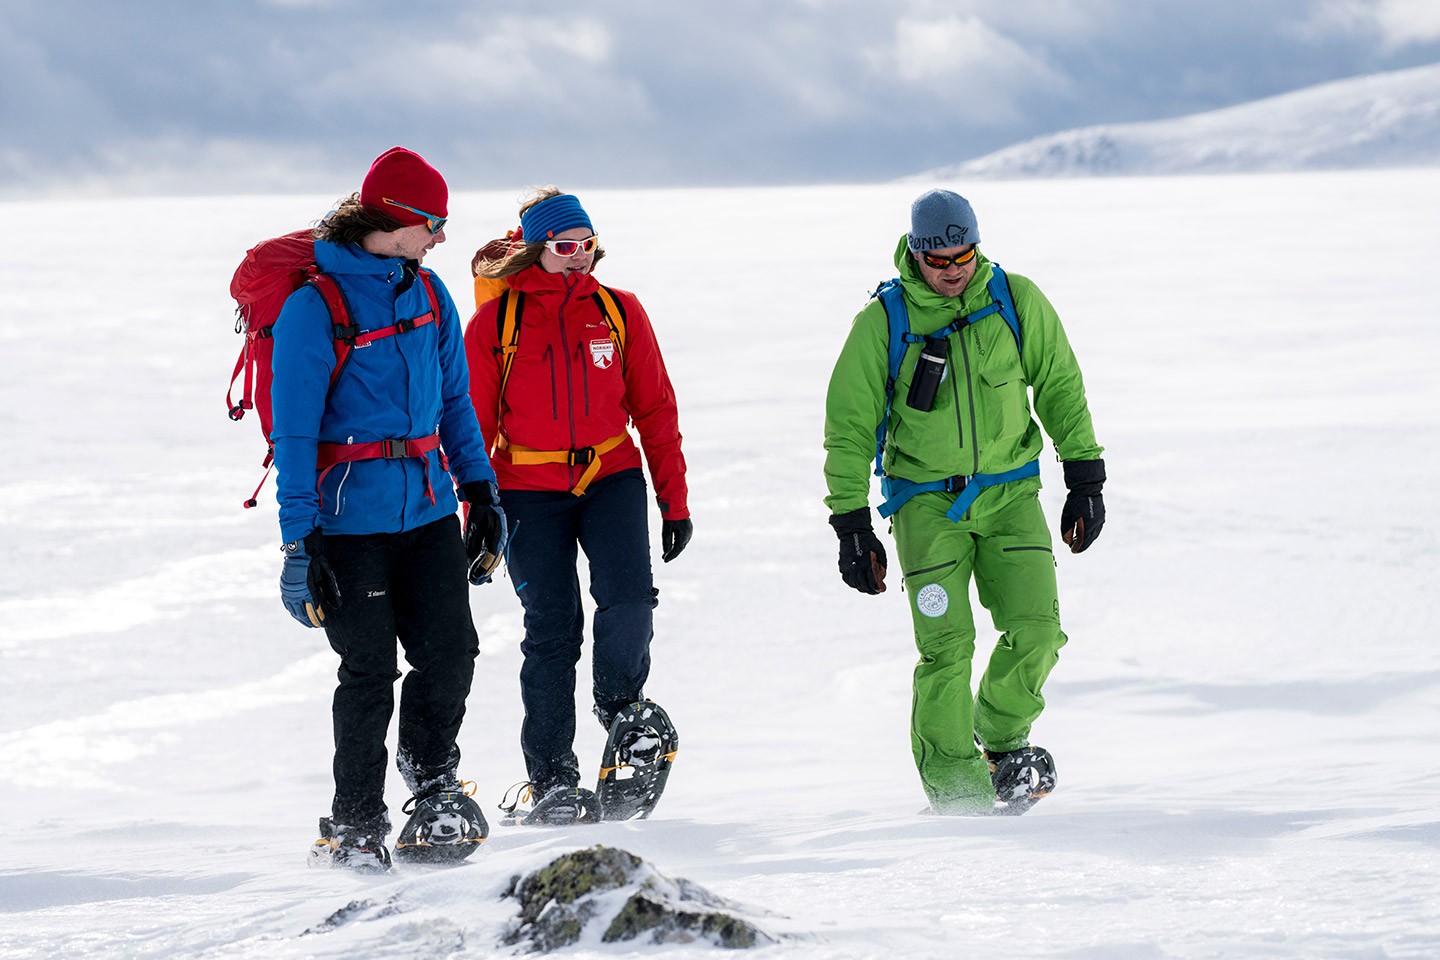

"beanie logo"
[911,225,972,251]
[589,338,616,369]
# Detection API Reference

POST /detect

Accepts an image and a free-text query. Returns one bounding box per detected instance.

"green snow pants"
[892,485,1067,814]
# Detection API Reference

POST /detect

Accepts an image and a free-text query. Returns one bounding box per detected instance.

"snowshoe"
[987,745,1057,816]
[308,816,393,873]
[393,783,488,863]
[498,781,602,826]
[595,699,678,821]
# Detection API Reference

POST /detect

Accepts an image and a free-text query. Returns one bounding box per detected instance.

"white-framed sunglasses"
[542,236,600,257]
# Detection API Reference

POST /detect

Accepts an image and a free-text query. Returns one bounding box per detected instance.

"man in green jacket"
[823,189,1106,815]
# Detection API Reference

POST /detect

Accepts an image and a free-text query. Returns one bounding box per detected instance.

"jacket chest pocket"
[509,343,559,421]
[977,358,1030,440]
[574,334,623,414]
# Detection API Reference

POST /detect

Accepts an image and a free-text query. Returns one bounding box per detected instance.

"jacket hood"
[892,234,995,325]
[314,238,413,279]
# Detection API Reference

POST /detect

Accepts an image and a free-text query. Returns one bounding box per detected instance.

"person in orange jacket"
[464,189,691,823]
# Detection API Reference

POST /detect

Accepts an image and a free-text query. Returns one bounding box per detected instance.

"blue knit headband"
[520,194,594,242]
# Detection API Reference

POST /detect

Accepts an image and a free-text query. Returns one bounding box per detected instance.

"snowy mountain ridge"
[909,62,1440,180]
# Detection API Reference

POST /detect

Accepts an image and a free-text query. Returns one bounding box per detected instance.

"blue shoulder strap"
[987,264,1022,355]
[872,278,911,476]
[868,267,1023,478]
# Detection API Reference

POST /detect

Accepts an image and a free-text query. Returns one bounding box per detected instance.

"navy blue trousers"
[502,468,658,791]
[320,515,479,831]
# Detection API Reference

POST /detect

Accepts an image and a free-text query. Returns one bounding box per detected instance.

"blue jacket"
[270,239,496,544]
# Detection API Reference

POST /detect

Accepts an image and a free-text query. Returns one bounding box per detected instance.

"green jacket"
[823,237,1103,516]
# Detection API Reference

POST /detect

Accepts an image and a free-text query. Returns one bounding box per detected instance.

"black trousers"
[320,515,479,830]
[502,468,658,791]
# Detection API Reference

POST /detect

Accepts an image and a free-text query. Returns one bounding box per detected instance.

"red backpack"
[226,229,441,508]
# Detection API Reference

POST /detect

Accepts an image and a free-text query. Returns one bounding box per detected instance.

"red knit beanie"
[359,147,448,225]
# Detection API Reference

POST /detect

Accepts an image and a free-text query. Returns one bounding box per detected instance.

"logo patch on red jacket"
[589,338,616,369]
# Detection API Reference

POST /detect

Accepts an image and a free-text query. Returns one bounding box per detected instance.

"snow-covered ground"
[913,63,1440,179]
[1,168,1438,958]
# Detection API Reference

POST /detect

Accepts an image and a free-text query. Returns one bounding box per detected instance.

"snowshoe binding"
[595,699,678,821]
[498,781,601,826]
[987,745,1057,816]
[308,816,393,873]
[393,782,488,863]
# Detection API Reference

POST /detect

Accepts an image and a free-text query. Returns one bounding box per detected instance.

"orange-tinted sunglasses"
[920,246,978,270]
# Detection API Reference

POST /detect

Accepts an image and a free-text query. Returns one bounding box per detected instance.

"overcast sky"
[3,0,1439,197]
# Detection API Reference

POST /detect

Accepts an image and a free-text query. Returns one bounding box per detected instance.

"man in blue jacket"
[271,147,507,872]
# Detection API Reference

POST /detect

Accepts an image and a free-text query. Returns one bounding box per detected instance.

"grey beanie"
[907,189,980,252]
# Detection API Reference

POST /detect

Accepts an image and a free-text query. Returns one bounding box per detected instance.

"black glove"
[1060,458,1106,554]
[461,481,509,585]
[829,507,888,594]
[661,517,693,563]
[280,530,341,628]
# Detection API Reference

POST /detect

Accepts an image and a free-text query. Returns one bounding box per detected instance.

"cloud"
[864,15,1073,124]
[1303,0,1440,47]
[3,0,1440,195]
[308,14,647,122]
[1367,0,1440,45]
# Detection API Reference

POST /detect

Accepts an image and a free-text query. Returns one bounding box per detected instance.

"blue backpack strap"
[926,265,1021,349]
[870,268,1023,482]
[943,460,1040,521]
[872,279,914,476]
[986,264,1022,355]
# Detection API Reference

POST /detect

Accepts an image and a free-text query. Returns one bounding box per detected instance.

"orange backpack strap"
[494,289,525,425]
[591,284,628,368]
[498,430,630,497]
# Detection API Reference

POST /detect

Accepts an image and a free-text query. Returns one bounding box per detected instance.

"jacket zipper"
[955,329,980,476]
[946,337,963,453]
[557,280,579,486]
[543,345,557,420]
[577,338,591,417]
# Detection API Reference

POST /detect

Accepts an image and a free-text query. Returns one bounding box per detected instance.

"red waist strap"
[315,433,446,506]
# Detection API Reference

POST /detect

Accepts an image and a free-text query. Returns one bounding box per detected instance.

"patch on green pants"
[915,583,949,617]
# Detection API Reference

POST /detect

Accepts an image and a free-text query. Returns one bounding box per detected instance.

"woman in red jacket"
[465,189,691,824]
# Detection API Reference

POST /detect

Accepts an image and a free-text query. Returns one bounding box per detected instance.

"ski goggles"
[920,246,978,270]
[381,197,447,234]
[542,236,600,257]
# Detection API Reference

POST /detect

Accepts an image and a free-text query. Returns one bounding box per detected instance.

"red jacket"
[464,264,689,520]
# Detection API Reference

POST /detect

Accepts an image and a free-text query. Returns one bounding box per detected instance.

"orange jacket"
[464,264,689,520]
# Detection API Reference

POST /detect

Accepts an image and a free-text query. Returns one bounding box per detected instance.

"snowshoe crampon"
[596,699,678,821]
[498,781,601,826]
[988,745,1057,816]
[394,783,488,863]
[308,816,393,873]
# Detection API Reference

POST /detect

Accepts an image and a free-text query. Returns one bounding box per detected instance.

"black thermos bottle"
[906,338,949,411]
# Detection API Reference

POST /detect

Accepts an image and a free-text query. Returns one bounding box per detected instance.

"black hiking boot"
[394,782,488,863]
[985,745,1057,816]
[498,781,601,826]
[308,816,393,873]
[595,699,679,821]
